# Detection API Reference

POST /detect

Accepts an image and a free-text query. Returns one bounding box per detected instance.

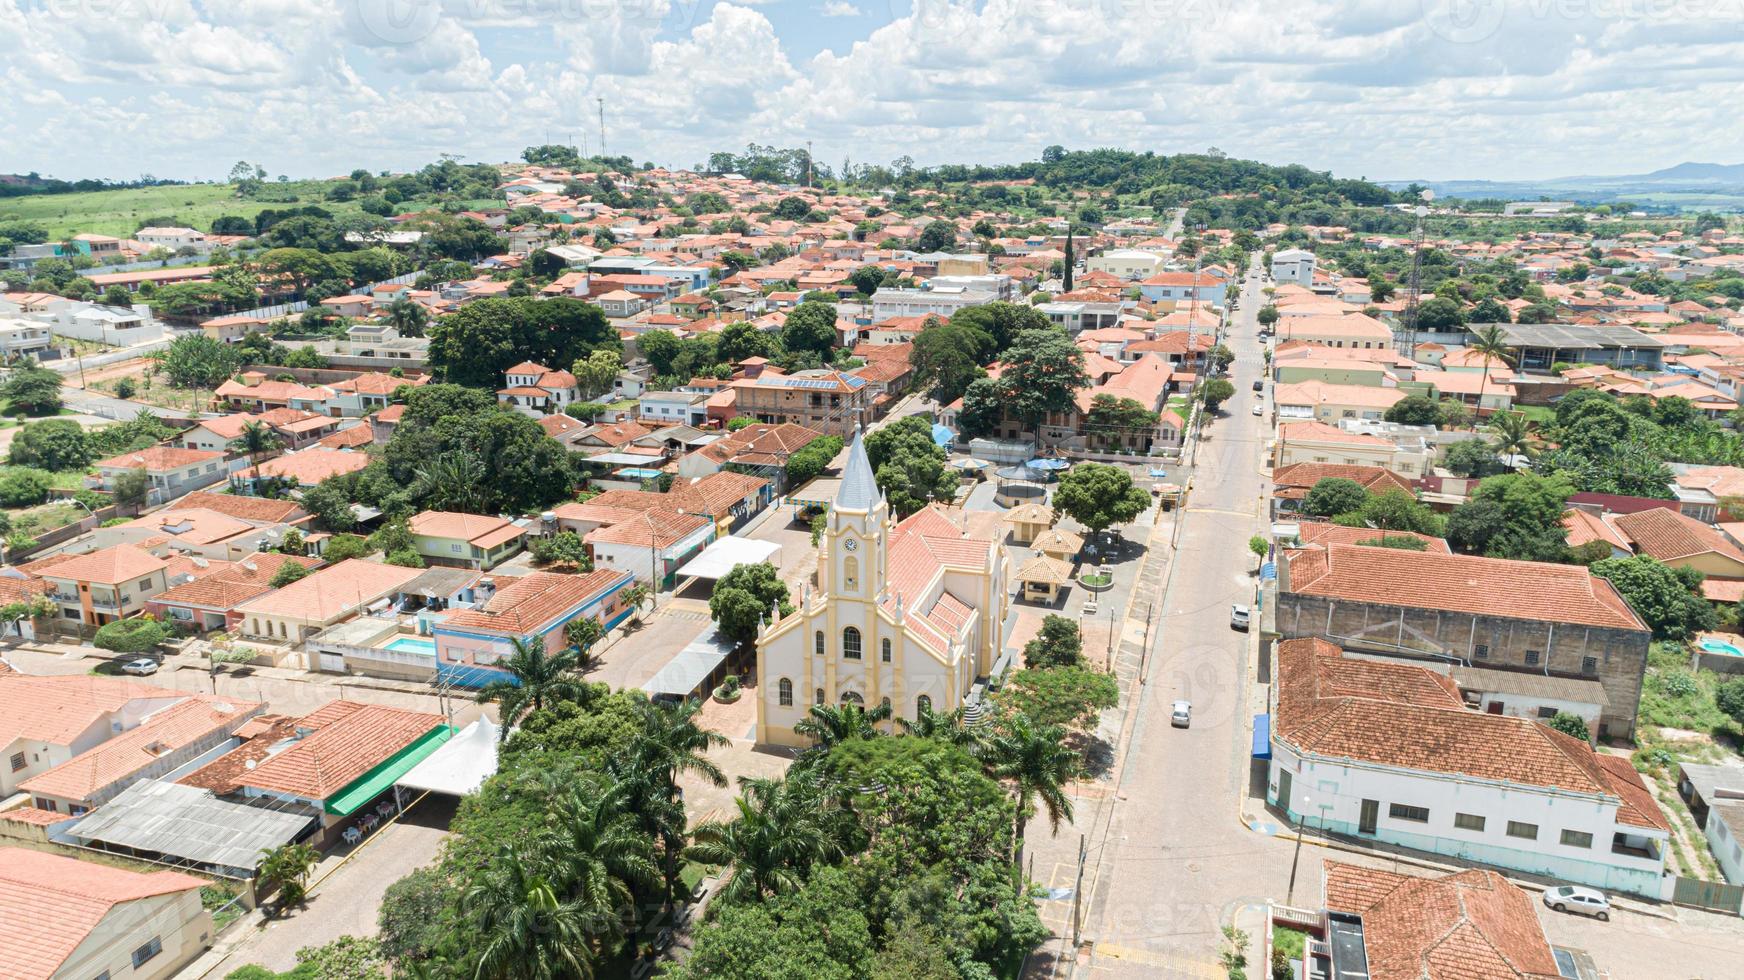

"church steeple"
[823,426,885,600]
[835,425,881,512]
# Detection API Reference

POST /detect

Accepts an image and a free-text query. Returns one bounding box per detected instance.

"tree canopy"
[427,297,620,388]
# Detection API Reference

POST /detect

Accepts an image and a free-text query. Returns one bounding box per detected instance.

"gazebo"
[1031,526,1085,563]
[1002,502,1055,544]
[1015,554,1074,603]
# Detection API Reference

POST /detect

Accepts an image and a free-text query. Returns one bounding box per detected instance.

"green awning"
[325,725,454,816]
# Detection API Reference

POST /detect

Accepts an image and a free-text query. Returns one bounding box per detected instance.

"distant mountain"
[1379,161,1744,208]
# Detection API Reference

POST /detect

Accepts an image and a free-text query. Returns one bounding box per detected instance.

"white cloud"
[5,0,1744,182]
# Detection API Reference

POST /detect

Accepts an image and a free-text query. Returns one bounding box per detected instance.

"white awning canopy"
[395,717,500,796]
[680,535,782,580]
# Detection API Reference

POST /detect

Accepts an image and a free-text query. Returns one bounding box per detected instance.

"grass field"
[0,181,504,239]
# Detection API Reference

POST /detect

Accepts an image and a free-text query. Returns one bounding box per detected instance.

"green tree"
[780,300,839,359]
[955,376,1007,439]
[1054,463,1150,547]
[1257,304,1279,327]
[259,842,320,915]
[999,328,1090,430]
[1195,377,1233,414]
[669,867,873,980]
[2,362,64,415]
[529,530,589,568]
[93,618,169,653]
[268,562,311,588]
[717,321,778,364]
[1085,394,1160,450]
[1302,477,1367,519]
[865,415,955,517]
[110,467,150,513]
[1384,394,1441,426]
[687,775,849,904]
[384,295,428,337]
[784,435,843,487]
[1447,471,1573,559]
[916,220,958,253]
[1590,555,1716,640]
[321,533,371,562]
[1248,535,1269,559]
[158,334,243,388]
[849,264,888,297]
[1486,410,1534,460]
[985,714,1079,883]
[1414,295,1465,332]
[908,320,986,404]
[949,301,1053,354]
[7,418,91,471]
[230,419,283,473]
[1716,677,1744,725]
[1546,712,1590,742]
[1466,323,1517,411]
[427,297,619,389]
[709,562,794,649]
[474,637,589,740]
[995,666,1119,729]
[1023,614,1083,669]
[1444,438,1505,478]
[460,848,601,980]
[637,329,682,375]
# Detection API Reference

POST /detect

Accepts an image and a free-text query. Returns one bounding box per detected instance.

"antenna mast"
[596,97,606,158]
[1399,189,1433,359]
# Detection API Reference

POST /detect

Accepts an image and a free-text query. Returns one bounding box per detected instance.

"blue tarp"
[1251,714,1272,759]
[932,423,954,447]
[1260,561,1277,581]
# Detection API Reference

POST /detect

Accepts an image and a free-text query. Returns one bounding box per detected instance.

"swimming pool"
[1699,638,1743,657]
[383,636,437,657]
[617,467,665,479]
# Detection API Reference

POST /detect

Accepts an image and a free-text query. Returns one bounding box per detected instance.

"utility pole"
[806,140,814,188]
[596,97,606,158]
[1070,833,1087,949]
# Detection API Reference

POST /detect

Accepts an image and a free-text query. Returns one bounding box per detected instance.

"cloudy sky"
[5,0,1742,183]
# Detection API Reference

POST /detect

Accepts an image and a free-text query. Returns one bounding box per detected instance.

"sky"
[5,0,1743,184]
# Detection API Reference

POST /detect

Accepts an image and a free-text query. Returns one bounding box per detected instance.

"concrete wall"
[1276,593,1649,737]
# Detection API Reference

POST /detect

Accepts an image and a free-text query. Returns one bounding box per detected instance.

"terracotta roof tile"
[231,700,443,802]
[1611,507,1744,564]
[442,569,629,636]
[19,695,261,804]
[0,847,207,980]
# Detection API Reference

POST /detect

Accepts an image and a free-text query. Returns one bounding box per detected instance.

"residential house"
[29,545,188,627]
[0,674,192,800]
[234,448,370,493]
[433,569,636,686]
[90,447,230,506]
[596,289,647,318]
[497,361,581,416]
[0,847,213,980]
[870,286,996,320]
[1676,762,1744,885]
[19,694,262,815]
[1273,420,1433,479]
[1270,462,1416,518]
[1605,506,1744,600]
[1088,249,1166,280]
[407,512,528,569]
[145,553,324,632]
[1273,380,1406,424]
[0,316,55,360]
[639,389,711,427]
[1277,314,1394,350]
[1276,543,1652,736]
[1268,638,1668,896]
[93,507,300,561]
[675,422,823,488]
[234,559,426,646]
[1271,247,1316,285]
[730,370,873,437]
[585,510,715,587]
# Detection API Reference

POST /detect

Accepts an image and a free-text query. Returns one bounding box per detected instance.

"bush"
[1717,676,1744,724]
[269,562,311,588]
[1546,711,1591,741]
[8,418,92,471]
[1663,672,1699,699]
[322,533,371,562]
[93,617,170,653]
[0,468,52,507]
[784,435,843,487]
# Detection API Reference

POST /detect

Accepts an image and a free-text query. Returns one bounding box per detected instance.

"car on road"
[1230,604,1250,630]
[1251,403,1263,416]
[1252,379,1264,392]
[120,658,158,676]
[1170,700,1192,727]
[1543,885,1610,920]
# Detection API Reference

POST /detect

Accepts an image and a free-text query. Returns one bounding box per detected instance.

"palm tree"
[619,698,728,910]
[385,295,428,338]
[686,776,846,904]
[230,419,283,474]
[540,780,659,955]
[257,841,319,916]
[474,636,586,740]
[564,616,606,673]
[792,700,892,751]
[898,702,982,751]
[986,715,1079,892]
[412,449,490,513]
[1467,324,1517,419]
[463,848,600,980]
[1485,410,1534,462]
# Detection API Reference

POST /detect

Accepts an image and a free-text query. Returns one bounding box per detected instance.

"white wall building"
[1271,247,1317,286]
[40,301,165,345]
[1267,638,1671,899]
[870,285,996,320]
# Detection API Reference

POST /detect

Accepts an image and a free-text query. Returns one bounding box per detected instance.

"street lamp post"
[1285,793,1310,906]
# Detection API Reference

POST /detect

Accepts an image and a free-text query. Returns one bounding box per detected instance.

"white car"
[120,658,159,676]
[1251,403,1264,416]
[1170,700,1191,728]
[1230,604,1251,631]
[1543,885,1610,921]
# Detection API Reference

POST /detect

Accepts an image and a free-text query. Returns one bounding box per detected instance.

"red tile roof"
[19,694,261,804]
[442,569,629,636]
[1284,544,1647,631]
[1321,861,1562,980]
[0,847,207,980]
[169,491,304,523]
[94,445,222,472]
[1611,507,1744,564]
[232,700,443,802]
[34,544,167,587]
[153,553,323,611]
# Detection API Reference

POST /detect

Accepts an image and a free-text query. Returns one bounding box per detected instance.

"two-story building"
[497,361,581,416]
[90,447,230,506]
[729,370,873,438]
[407,511,528,570]
[432,569,636,687]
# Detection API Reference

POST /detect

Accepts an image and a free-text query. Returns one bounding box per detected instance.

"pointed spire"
[836,424,881,511]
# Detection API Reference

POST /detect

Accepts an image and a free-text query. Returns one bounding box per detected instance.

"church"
[755,429,1011,747]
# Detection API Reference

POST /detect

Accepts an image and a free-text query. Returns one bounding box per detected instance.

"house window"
[843,627,862,660]
[842,691,863,706]
[1454,813,1486,832]
[1507,821,1539,840]
[1525,649,1541,666]
[917,694,932,715]
[814,687,825,706]
[1561,829,1594,849]
[137,577,152,590]
[131,937,163,968]
[778,678,793,707]
[8,752,24,772]
[1472,643,1488,660]
[815,631,824,656]
[881,638,891,663]
[1537,706,1558,719]
[451,543,463,553]
[1581,656,1598,675]
[1388,803,1429,823]
[63,608,79,620]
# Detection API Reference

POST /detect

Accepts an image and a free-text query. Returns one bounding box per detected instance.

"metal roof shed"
[68,780,317,877]
[642,628,736,701]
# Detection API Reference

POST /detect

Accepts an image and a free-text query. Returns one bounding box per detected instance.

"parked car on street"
[120,658,159,676]
[1543,885,1610,921]
[1251,403,1263,416]
[1170,700,1192,727]
[1252,379,1264,391]
[1230,605,1250,630]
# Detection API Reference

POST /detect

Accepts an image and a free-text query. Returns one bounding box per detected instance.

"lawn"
[88,365,214,412]
[1515,404,1556,426]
